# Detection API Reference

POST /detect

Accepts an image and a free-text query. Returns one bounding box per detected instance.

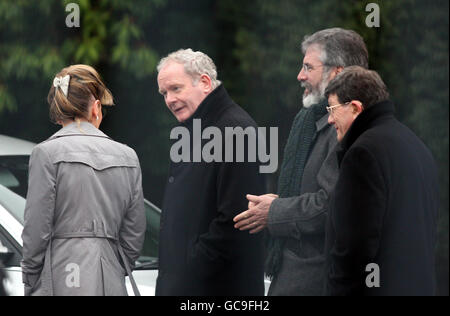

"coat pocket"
[99,256,127,296]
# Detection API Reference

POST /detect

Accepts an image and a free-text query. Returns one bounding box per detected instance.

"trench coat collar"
[337,100,395,164]
[47,121,111,141]
[181,84,233,128]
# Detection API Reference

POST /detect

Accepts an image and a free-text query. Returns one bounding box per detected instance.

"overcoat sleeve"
[118,157,146,270]
[267,145,339,238]
[21,145,56,284]
[325,145,386,295]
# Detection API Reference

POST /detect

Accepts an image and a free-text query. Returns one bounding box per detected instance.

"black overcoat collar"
[337,100,396,164]
[181,84,233,128]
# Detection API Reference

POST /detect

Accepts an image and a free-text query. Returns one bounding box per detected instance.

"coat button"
[168,176,174,183]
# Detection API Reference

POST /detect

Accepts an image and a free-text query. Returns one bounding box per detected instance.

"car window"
[139,201,160,261]
[0,185,25,225]
[0,156,29,199]
[0,227,21,267]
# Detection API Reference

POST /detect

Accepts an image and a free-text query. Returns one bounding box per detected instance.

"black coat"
[156,85,266,296]
[325,100,439,295]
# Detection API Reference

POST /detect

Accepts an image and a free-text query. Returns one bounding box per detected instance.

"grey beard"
[301,74,329,108]
[302,93,323,108]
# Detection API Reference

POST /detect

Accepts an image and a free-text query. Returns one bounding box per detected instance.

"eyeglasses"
[301,63,326,74]
[326,102,350,115]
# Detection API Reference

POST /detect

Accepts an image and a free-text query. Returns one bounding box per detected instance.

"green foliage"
[0,0,166,113]
[0,84,17,113]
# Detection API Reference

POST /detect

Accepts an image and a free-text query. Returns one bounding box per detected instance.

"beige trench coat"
[21,122,146,296]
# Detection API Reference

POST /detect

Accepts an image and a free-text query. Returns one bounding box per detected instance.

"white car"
[0,134,159,296]
[0,134,271,296]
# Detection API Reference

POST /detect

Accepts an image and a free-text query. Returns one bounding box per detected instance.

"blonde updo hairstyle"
[47,64,114,124]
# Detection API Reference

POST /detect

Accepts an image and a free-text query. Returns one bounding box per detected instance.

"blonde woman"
[21,65,146,296]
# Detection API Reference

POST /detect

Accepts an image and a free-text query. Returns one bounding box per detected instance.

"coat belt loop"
[102,222,110,240]
[42,233,54,295]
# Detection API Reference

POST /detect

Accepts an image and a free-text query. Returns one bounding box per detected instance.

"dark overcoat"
[156,85,266,296]
[325,100,439,295]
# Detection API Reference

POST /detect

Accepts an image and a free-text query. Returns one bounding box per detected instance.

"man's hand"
[234,194,278,234]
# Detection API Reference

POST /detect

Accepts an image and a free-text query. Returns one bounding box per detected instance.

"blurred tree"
[0,0,165,115]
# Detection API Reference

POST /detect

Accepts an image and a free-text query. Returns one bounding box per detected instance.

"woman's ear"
[90,99,101,120]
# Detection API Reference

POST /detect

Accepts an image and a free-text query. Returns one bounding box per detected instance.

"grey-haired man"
[156,49,266,296]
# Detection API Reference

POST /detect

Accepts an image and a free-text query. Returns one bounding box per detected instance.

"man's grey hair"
[302,28,369,70]
[157,48,221,89]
